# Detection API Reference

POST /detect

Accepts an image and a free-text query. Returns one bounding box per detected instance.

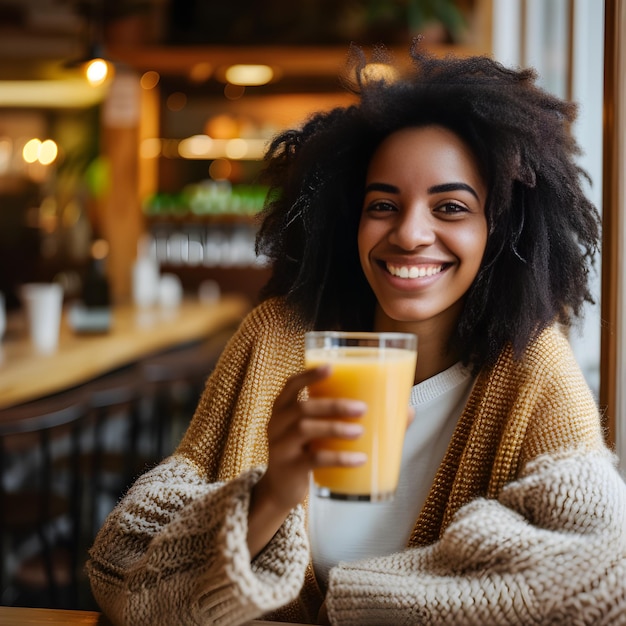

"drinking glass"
[305,331,417,502]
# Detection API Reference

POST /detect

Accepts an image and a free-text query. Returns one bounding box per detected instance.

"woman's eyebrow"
[364,182,399,194]
[365,181,480,200]
[428,182,480,200]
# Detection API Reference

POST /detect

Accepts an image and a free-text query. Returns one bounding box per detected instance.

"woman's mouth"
[385,262,447,279]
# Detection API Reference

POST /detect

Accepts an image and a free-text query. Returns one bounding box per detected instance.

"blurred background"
[0,0,621,614]
[0,0,606,387]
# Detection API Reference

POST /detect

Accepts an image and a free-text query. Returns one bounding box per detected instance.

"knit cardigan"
[87,297,626,625]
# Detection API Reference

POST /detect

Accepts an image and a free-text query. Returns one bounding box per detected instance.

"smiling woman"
[86,46,626,626]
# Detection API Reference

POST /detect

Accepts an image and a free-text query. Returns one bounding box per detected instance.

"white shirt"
[308,361,474,589]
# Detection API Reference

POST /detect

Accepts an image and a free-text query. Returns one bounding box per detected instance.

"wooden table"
[0,606,299,625]
[0,295,250,410]
[0,607,107,625]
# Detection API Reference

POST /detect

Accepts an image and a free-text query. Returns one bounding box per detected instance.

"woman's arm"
[86,457,310,626]
[325,448,626,625]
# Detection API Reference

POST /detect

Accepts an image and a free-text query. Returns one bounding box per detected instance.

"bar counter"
[0,606,303,625]
[0,295,250,411]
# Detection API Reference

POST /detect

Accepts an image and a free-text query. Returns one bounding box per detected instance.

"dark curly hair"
[255,43,601,371]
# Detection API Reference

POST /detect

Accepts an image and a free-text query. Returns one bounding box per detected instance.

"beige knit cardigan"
[87,297,626,625]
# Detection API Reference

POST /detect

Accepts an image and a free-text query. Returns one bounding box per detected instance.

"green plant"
[364,0,467,41]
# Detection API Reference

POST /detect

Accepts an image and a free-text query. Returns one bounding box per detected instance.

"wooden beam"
[99,69,145,304]
[600,0,626,456]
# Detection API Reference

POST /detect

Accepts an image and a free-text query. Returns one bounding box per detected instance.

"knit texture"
[87,461,310,625]
[87,297,625,625]
[327,449,626,625]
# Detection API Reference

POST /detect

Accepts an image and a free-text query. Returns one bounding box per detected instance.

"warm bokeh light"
[205,114,239,139]
[91,238,110,260]
[0,80,107,107]
[224,83,245,100]
[85,59,111,87]
[140,71,160,90]
[209,158,232,180]
[38,139,58,165]
[361,63,400,84]
[22,138,41,164]
[178,135,213,158]
[224,64,274,86]
[176,136,266,160]
[140,138,162,159]
[166,91,187,111]
[225,138,248,159]
[22,138,58,165]
[189,62,212,83]
[161,139,180,159]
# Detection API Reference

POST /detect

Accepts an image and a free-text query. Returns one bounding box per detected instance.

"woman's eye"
[435,202,469,215]
[366,200,397,213]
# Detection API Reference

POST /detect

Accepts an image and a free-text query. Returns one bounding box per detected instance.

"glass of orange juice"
[305,331,417,502]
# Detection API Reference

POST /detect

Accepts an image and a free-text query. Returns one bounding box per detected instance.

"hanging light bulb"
[64,0,113,87]
[85,57,111,86]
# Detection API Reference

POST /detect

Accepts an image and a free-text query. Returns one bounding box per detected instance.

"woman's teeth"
[387,263,444,278]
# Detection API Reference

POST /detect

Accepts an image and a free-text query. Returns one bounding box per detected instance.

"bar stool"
[79,366,143,543]
[37,368,144,610]
[0,391,88,609]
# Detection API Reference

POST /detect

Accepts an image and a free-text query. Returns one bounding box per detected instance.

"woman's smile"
[385,261,448,279]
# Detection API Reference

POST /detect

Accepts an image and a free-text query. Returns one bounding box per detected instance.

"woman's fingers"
[273,365,329,413]
[299,412,364,440]
[271,366,366,437]
[309,447,368,468]
[269,366,331,439]
[269,398,366,463]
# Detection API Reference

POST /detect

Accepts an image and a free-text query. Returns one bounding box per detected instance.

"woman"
[87,46,626,625]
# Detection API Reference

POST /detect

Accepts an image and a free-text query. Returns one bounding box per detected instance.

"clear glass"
[305,331,417,502]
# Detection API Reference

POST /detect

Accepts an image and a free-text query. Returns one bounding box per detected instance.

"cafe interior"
[0,0,624,620]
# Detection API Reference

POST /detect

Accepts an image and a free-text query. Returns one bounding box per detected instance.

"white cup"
[158,273,183,309]
[132,256,160,308]
[21,283,64,354]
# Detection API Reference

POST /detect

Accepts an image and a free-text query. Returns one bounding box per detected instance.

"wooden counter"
[0,606,297,625]
[0,295,250,410]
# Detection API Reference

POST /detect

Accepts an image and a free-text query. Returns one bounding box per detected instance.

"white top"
[308,361,475,589]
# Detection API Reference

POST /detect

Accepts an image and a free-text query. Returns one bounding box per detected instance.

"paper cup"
[21,283,64,353]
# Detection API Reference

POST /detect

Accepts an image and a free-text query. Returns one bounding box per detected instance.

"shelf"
[145,213,262,225]
[106,43,491,80]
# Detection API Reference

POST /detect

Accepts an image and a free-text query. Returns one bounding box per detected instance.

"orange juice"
[305,339,417,501]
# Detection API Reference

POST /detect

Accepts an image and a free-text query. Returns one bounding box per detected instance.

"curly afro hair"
[255,43,601,372]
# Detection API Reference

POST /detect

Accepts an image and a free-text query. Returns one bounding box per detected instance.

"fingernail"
[342,451,368,466]
[345,401,367,415]
[343,423,364,437]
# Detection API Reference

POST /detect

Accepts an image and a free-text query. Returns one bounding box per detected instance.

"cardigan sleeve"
[87,298,311,626]
[326,448,626,625]
[86,457,310,626]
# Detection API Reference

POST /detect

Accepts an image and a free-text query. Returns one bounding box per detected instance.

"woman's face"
[358,125,488,332]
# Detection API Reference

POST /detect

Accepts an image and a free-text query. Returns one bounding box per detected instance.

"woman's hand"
[247,365,367,558]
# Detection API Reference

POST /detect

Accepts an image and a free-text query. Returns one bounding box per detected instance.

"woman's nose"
[388,207,436,250]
